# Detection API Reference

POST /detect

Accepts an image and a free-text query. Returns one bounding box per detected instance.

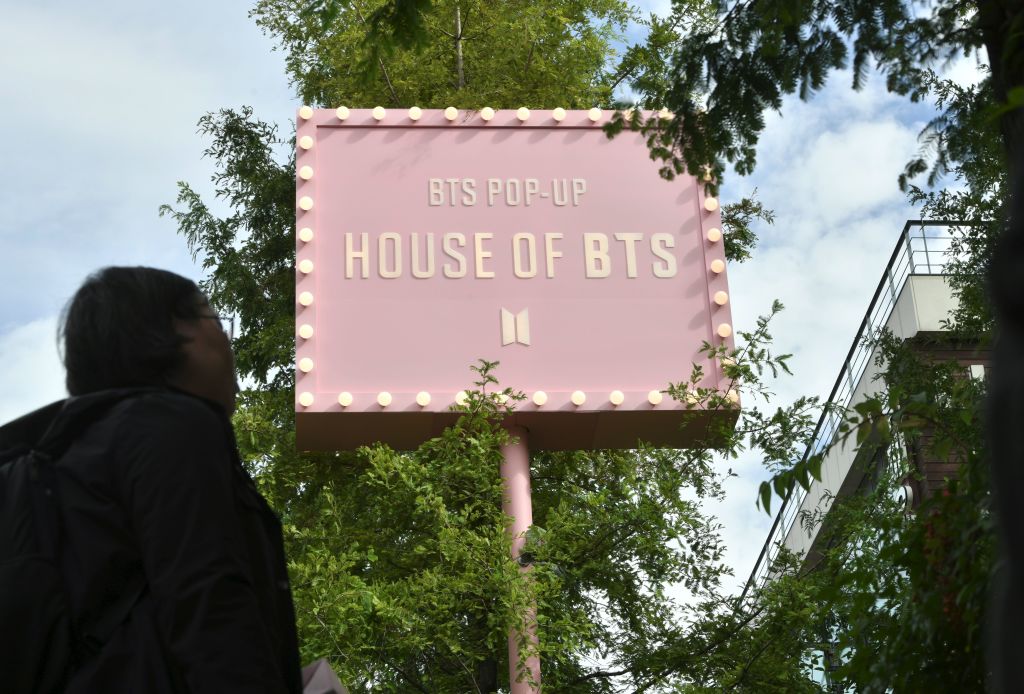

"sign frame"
[294,108,737,450]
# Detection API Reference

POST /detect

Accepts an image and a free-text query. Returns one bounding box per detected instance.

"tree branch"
[352,1,401,106]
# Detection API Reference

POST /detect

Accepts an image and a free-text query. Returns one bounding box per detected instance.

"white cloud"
[705,67,938,589]
[1,8,209,149]
[633,0,673,18]
[780,120,918,229]
[0,317,66,426]
[942,52,987,87]
[0,0,296,325]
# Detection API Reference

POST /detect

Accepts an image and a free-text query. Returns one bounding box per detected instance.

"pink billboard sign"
[294,108,736,450]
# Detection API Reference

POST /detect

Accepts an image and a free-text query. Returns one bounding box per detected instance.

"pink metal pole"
[501,424,541,693]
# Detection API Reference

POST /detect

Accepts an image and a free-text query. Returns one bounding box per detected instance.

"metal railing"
[739,221,956,602]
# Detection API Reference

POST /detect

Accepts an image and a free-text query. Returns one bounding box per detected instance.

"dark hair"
[60,267,204,395]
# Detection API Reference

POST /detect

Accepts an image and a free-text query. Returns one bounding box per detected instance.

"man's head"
[60,266,238,414]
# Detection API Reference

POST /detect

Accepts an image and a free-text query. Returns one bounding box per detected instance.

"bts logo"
[500,308,531,346]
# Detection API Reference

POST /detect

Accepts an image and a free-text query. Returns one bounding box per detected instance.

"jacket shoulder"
[105,391,228,438]
[57,392,233,482]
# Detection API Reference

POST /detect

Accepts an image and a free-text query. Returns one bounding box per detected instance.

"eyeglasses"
[199,313,236,339]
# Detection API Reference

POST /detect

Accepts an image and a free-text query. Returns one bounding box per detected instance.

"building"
[742,220,988,593]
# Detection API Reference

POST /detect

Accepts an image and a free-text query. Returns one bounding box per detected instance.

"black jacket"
[0,389,302,694]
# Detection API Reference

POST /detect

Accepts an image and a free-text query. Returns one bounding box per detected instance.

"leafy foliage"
[831,360,992,691]
[616,0,1022,193]
[788,337,991,692]
[163,0,1015,689]
[281,364,525,691]
[253,0,633,110]
[163,96,827,687]
[159,108,297,390]
[903,73,1008,335]
[163,106,809,686]
[606,4,717,110]
[621,0,1008,689]
[719,191,772,264]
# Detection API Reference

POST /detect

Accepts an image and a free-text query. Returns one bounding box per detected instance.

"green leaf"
[773,473,788,500]
[808,454,824,482]
[759,481,773,514]
[856,421,870,445]
[796,467,810,492]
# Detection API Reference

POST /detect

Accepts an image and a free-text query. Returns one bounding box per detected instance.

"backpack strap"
[77,576,148,659]
[27,451,61,568]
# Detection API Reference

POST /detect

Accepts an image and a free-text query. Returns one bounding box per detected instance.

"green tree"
[904,73,1007,335]
[254,0,633,110]
[616,0,1008,688]
[161,2,795,690]
[724,335,993,692]
[605,0,1012,688]
[163,106,806,687]
[620,0,1022,187]
[160,0,1021,690]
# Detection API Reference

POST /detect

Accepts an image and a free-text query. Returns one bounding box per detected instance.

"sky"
[0,0,983,595]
